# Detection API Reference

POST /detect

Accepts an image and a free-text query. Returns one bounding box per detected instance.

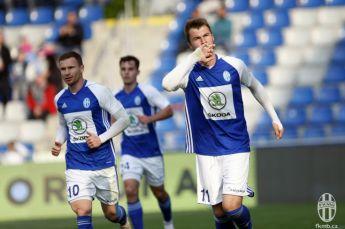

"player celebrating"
[51,51,131,229]
[115,55,174,229]
[162,18,284,229]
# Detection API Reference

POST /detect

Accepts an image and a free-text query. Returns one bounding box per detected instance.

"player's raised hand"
[273,122,284,140]
[51,142,62,156]
[138,115,152,124]
[200,43,216,65]
[86,131,102,149]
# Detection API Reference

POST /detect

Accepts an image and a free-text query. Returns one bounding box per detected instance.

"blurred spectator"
[0,140,30,165]
[11,51,28,101]
[26,75,57,120]
[211,4,232,52]
[0,31,12,114]
[46,54,63,92]
[19,35,33,55]
[57,11,84,55]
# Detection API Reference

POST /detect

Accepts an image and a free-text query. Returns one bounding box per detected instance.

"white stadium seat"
[289,8,318,27]
[296,64,326,86]
[19,120,46,143]
[303,45,333,65]
[283,27,311,47]
[267,66,297,87]
[0,121,20,144]
[317,7,345,26]
[276,46,304,67]
[311,26,342,46]
[5,100,28,121]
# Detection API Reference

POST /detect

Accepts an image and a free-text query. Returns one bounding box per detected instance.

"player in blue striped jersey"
[51,51,131,229]
[163,18,284,229]
[115,55,174,229]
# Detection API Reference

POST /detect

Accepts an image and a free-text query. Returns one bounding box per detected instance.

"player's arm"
[138,105,173,124]
[87,86,130,149]
[241,63,284,139]
[162,47,203,91]
[51,112,67,156]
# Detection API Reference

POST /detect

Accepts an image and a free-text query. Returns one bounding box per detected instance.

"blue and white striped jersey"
[55,80,123,170]
[115,84,170,158]
[184,55,251,155]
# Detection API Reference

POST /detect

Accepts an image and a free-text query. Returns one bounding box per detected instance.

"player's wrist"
[191,47,202,63]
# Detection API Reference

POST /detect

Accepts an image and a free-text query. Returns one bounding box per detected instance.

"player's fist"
[86,131,102,149]
[138,115,152,124]
[273,122,284,140]
[51,142,62,156]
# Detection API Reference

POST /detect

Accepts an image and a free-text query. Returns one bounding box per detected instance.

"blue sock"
[114,204,127,225]
[77,216,93,229]
[128,201,144,229]
[226,205,252,229]
[214,215,236,229]
[158,196,172,222]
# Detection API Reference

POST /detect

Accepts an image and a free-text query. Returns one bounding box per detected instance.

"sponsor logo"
[223,71,231,82]
[196,76,204,82]
[134,96,141,105]
[129,114,139,127]
[207,112,232,118]
[208,92,226,110]
[71,118,87,134]
[83,98,91,108]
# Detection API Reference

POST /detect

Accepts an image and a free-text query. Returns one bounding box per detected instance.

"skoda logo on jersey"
[71,118,87,134]
[318,193,336,223]
[223,71,231,82]
[134,96,141,105]
[83,98,91,108]
[208,92,226,110]
[129,114,139,127]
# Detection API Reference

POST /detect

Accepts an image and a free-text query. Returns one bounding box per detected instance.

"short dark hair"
[184,18,212,43]
[119,55,140,69]
[58,51,83,66]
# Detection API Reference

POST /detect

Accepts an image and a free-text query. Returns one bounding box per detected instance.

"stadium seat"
[19,120,46,143]
[334,103,345,124]
[249,0,274,11]
[257,28,283,47]
[289,86,314,107]
[317,7,344,26]
[281,127,299,140]
[311,26,340,46]
[290,8,318,27]
[325,0,345,6]
[304,46,333,65]
[283,27,311,47]
[267,66,297,86]
[283,106,307,126]
[5,8,30,26]
[233,29,257,48]
[330,124,345,137]
[5,101,27,121]
[252,128,273,143]
[226,0,249,12]
[264,9,290,28]
[315,85,341,104]
[331,43,345,63]
[251,68,269,85]
[30,7,54,25]
[79,4,104,22]
[308,105,333,125]
[61,0,84,7]
[276,46,304,67]
[324,64,345,83]
[296,65,325,86]
[297,0,324,7]
[243,11,265,29]
[81,21,92,40]
[156,118,177,133]
[54,6,77,25]
[302,125,326,139]
[256,112,273,129]
[0,10,5,25]
[232,50,250,65]
[249,48,276,67]
[0,121,20,144]
[274,0,297,9]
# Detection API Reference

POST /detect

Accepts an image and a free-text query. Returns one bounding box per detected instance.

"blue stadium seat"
[252,128,273,143]
[30,7,54,25]
[5,8,30,26]
[257,28,283,47]
[309,105,333,125]
[244,11,265,29]
[298,0,324,7]
[235,29,257,48]
[274,0,296,9]
[251,68,268,85]
[303,125,326,139]
[81,21,92,40]
[325,0,345,6]
[324,64,345,83]
[232,50,250,65]
[330,124,345,137]
[156,118,177,132]
[331,43,345,63]
[61,0,84,7]
[45,23,61,42]
[54,6,78,25]
[79,4,104,22]
[0,10,5,25]
[256,112,273,129]
[282,127,299,140]
[249,0,274,11]
[250,49,276,67]
[315,85,341,104]
[334,103,345,124]
[289,86,314,107]
[226,0,249,12]
[265,10,290,28]
[283,106,307,126]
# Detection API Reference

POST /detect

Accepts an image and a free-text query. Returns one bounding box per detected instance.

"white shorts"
[120,154,164,187]
[65,166,119,205]
[196,152,250,205]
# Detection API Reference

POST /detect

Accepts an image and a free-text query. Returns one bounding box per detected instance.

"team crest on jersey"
[208,92,226,110]
[83,98,91,108]
[71,118,87,134]
[134,96,141,105]
[223,71,231,82]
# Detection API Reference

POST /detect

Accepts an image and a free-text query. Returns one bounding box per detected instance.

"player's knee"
[73,207,92,216]
[222,200,242,212]
[125,186,139,201]
[212,203,225,218]
[152,189,167,201]
[104,210,117,222]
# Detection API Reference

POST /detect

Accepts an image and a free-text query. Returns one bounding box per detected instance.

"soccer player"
[115,55,174,229]
[162,18,284,229]
[51,51,131,229]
